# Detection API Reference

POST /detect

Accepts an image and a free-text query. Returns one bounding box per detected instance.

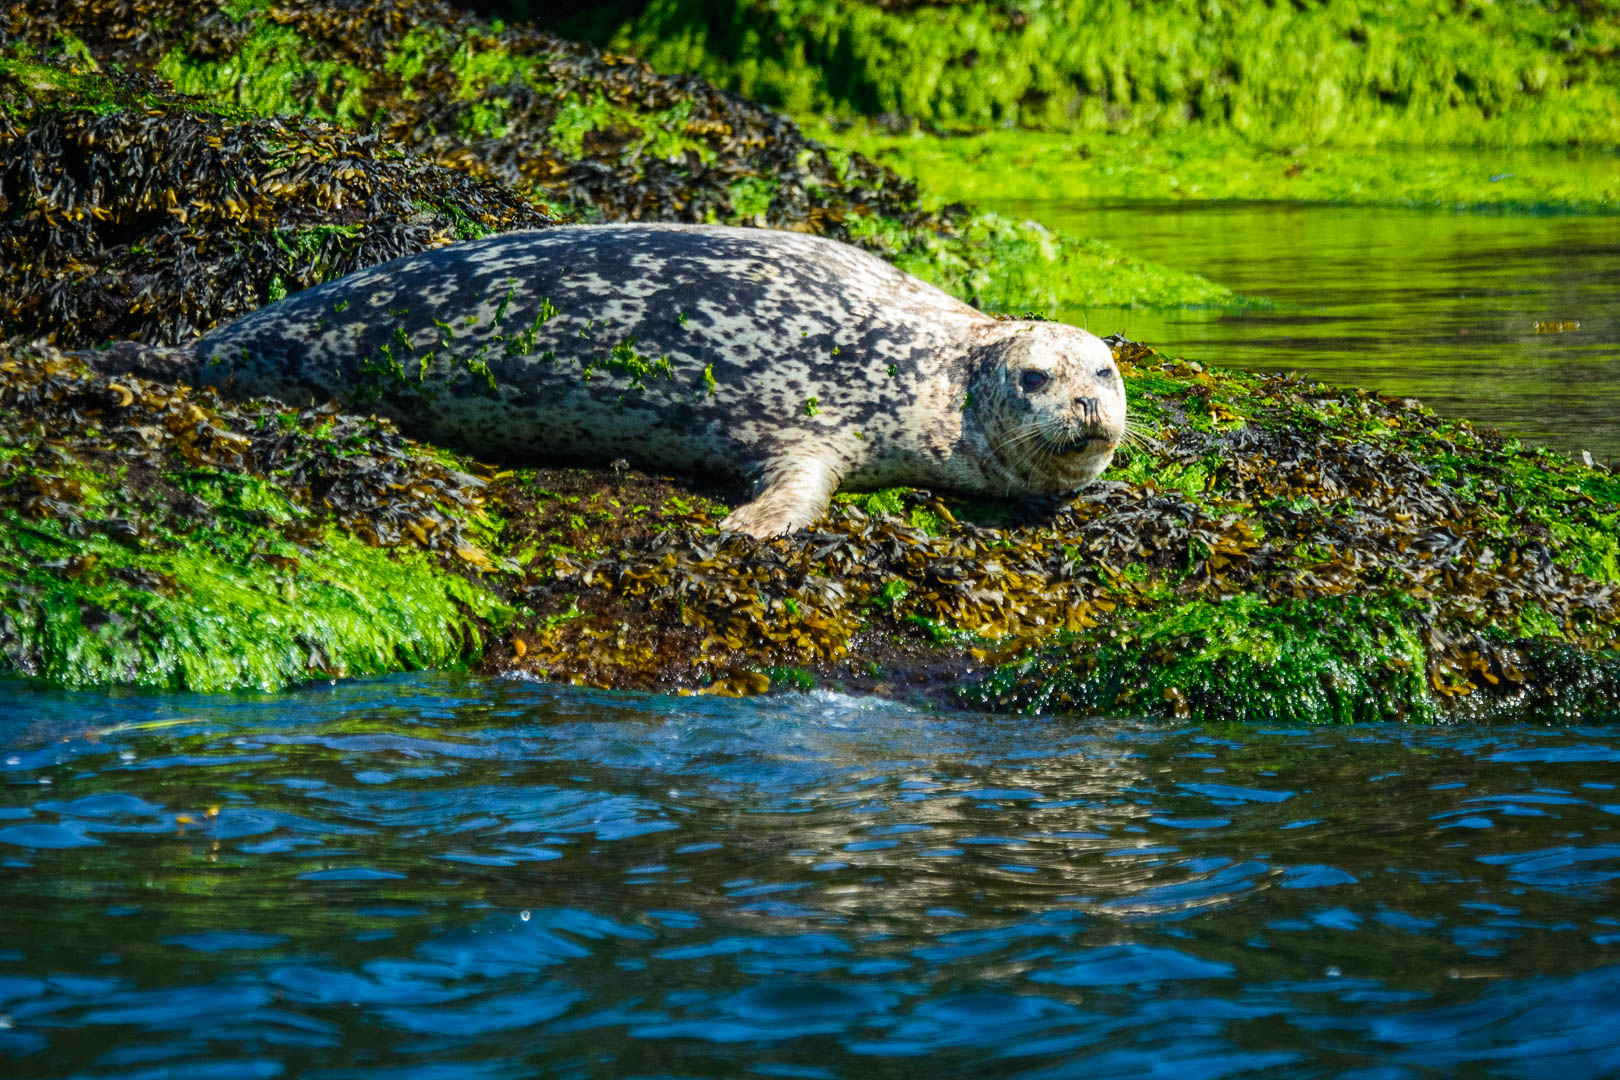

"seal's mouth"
[1048,433,1113,455]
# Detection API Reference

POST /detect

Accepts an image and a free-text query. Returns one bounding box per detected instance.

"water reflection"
[2,673,1619,1076]
[995,200,1620,461]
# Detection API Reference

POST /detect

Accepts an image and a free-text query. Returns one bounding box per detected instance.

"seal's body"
[130,225,1126,536]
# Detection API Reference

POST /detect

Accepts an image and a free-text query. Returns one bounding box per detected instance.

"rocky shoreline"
[6,330,1617,722]
[2,2,1617,721]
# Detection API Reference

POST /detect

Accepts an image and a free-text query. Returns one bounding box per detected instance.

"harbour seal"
[103,224,1126,537]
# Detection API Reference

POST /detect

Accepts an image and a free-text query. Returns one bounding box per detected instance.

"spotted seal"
[107,224,1126,537]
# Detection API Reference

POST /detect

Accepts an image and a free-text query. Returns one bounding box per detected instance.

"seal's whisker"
[1120,427,1162,452]
[999,424,1058,450]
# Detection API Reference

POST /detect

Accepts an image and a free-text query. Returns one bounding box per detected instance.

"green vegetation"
[155,21,372,125]
[965,595,1438,725]
[5,0,1240,313]
[4,515,495,692]
[828,127,1620,215]
[884,211,1245,312]
[569,1,1620,217]
[566,0,1620,147]
[0,56,554,347]
[0,348,508,692]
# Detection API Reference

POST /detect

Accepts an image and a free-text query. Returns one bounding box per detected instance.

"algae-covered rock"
[0,343,509,691]
[1,0,1615,721]
[0,0,1240,318]
[8,331,1615,722]
[558,0,1620,147]
[493,339,1620,723]
[0,60,556,346]
[1,0,928,244]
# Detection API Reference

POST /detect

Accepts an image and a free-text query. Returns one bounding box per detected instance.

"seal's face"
[971,322,1127,494]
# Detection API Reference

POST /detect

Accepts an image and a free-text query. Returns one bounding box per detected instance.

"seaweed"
[0,343,508,690]
[562,0,1620,148]
[0,0,1240,318]
[0,60,556,347]
[3,334,1617,720]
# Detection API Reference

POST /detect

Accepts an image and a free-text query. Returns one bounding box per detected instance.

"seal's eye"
[1095,366,1115,379]
[1019,370,1049,393]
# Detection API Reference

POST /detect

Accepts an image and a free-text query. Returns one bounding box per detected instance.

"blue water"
[3,673,1620,1077]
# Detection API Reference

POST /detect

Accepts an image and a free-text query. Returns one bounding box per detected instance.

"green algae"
[156,22,372,126]
[1,513,496,692]
[0,345,511,693]
[822,127,1620,216]
[0,55,236,119]
[964,595,1438,725]
[832,489,941,535]
[887,211,1250,314]
[568,0,1620,148]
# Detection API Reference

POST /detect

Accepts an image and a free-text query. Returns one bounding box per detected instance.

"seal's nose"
[1073,396,1099,423]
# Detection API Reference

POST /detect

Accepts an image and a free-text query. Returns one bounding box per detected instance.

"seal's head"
[967,321,1126,494]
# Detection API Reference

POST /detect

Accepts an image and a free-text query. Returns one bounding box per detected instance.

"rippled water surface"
[995,201,1620,461]
[4,673,1620,1077]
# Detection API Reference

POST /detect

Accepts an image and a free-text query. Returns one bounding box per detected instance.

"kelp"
[0,61,556,346]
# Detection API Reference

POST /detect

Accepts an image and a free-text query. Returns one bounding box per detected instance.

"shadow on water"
[1001,200,1620,462]
[2,672,1619,1076]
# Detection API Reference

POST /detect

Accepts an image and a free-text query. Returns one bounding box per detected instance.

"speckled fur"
[124,225,1126,536]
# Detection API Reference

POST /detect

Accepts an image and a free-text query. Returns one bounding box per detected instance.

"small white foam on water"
[800,688,917,714]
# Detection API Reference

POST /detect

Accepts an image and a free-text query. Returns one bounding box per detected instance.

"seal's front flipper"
[719,454,841,539]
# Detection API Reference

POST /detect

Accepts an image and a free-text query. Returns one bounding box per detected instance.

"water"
[995,201,1620,462]
[4,672,1620,1077]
